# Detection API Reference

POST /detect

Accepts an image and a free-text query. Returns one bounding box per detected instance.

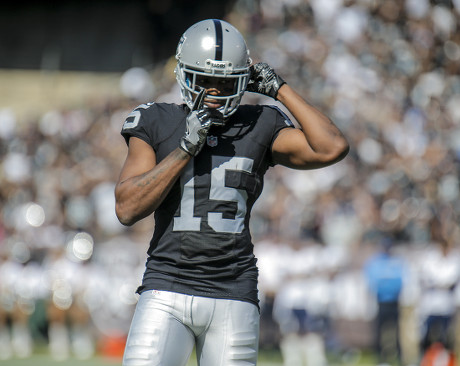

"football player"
[115,19,349,366]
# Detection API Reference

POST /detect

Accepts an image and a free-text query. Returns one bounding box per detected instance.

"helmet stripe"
[213,19,223,61]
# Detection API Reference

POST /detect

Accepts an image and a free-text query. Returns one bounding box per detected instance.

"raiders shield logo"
[207,135,218,147]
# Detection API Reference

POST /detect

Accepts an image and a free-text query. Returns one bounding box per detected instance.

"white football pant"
[123,290,260,366]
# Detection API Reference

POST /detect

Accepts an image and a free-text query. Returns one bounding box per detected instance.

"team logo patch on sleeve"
[207,136,218,147]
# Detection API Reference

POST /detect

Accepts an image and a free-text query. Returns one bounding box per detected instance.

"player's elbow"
[115,202,136,226]
[331,138,350,163]
[319,138,349,167]
[301,138,349,169]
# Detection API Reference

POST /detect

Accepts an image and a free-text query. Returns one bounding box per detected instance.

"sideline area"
[0,69,124,122]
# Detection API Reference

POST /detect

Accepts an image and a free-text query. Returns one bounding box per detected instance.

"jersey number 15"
[173,156,254,234]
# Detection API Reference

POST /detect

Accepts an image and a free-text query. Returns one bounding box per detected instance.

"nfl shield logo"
[207,135,218,147]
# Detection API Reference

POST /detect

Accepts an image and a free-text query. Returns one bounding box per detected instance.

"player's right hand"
[180,89,212,156]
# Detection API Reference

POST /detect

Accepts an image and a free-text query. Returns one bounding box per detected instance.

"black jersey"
[121,102,294,306]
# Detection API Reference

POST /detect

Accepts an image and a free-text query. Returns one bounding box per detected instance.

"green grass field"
[0,355,121,366]
[0,346,286,366]
[0,353,284,366]
[0,349,381,366]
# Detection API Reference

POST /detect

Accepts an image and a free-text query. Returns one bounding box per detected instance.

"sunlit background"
[1,0,460,365]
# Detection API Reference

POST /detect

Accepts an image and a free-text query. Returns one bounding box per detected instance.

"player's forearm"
[115,148,191,226]
[277,84,349,162]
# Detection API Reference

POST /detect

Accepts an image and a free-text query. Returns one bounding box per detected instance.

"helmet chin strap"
[214,96,235,124]
[205,108,225,126]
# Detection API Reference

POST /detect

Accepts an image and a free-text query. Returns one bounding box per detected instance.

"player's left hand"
[246,62,286,99]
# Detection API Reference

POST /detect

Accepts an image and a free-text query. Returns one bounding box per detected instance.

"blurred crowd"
[1,0,460,365]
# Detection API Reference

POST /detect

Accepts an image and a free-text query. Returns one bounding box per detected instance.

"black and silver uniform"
[121,102,294,307]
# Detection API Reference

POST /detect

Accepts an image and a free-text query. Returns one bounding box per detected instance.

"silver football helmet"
[175,19,252,121]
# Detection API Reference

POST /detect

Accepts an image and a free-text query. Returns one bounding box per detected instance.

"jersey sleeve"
[268,105,295,153]
[120,103,155,146]
[270,106,295,143]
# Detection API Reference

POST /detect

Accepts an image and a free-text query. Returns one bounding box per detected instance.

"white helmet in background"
[175,19,252,120]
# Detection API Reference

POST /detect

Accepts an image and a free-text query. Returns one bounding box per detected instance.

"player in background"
[115,19,349,366]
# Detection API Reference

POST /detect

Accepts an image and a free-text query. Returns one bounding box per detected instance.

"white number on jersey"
[173,156,254,234]
[122,103,154,130]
